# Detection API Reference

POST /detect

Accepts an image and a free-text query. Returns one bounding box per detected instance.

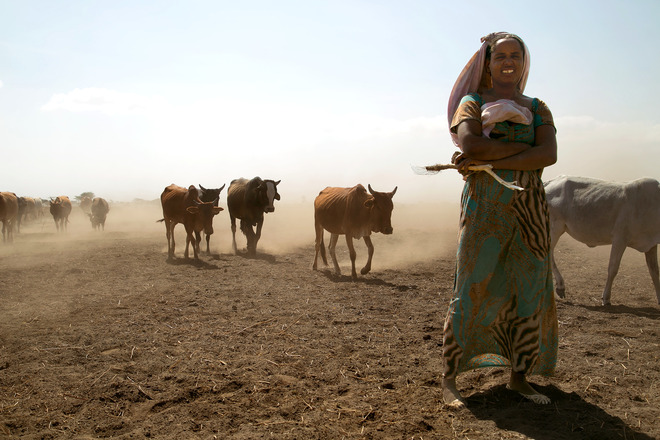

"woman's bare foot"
[442,377,466,408]
[508,372,550,404]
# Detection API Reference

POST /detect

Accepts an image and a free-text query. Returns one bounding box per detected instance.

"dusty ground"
[0,201,658,439]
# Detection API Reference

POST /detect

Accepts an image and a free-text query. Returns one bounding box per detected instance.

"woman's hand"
[452,151,487,176]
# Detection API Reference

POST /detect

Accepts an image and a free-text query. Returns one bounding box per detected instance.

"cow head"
[263,179,281,213]
[187,199,223,234]
[49,197,62,214]
[199,184,226,206]
[366,184,397,234]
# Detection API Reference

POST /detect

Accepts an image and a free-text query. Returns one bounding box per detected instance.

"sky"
[2,0,659,204]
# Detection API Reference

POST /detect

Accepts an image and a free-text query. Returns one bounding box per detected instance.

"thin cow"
[545,175,660,305]
[159,184,223,260]
[196,184,226,254]
[88,197,110,231]
[313,184,397,279]
[50,196,72,232]
[227,177,280,257]
[0,192,19,243]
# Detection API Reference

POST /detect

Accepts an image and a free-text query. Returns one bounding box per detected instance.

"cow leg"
[360,236,374,275]
[312,221,326,270]
[344,235,358,279]
[549,219,566,298]
[644,245,660,304]
[603,240,627,306]
[253,219,264,256]
[166,221,176,258]
[184,225,197,260]
[241,220,256,256]
[194,231,202,253]
[230,215,238,255]
[328,233,341,275]
[205,232,211,254]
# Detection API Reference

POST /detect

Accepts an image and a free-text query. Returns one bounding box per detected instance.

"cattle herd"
[2,175,660,304]
[154,176,398,280]
[0,193,110,240]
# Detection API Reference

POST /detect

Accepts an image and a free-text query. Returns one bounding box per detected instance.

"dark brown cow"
[0,192,19,243]
[196,184,226,254]
[159,184,223,260]
[227,177,280,257]
[313,184,397,279]
[34,199,43,219]
[49,196,72,232]
[88,197,110,231]
[80,196,93,214]
[17,196,37,232]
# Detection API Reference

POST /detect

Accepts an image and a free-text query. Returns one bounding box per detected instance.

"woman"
[442,32,558,407]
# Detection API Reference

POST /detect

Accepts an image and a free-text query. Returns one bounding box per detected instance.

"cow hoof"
[602,301,612,307]
[555,288,565,299]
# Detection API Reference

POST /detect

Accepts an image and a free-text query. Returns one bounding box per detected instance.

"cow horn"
[199,184,206,191]
[390,186,398,197]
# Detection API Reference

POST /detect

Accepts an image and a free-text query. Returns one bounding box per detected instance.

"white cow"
[545,175,660,306]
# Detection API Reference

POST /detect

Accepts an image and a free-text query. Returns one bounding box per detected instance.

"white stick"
[411,163,524,191]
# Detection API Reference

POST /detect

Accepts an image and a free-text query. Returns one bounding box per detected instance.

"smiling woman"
[440,32,558,408]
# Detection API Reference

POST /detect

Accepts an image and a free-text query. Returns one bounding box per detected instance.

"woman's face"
[488,38,524,87]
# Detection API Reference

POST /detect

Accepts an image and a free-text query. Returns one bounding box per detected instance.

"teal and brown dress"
[443,93,558,378]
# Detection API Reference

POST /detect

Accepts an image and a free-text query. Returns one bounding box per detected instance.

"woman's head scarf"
[447,32,530,145]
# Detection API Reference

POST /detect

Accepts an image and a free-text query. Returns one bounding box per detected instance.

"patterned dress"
[442,93,558,378]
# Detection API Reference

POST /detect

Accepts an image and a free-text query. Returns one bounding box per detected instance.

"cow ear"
[364,199,374,208]
[186,206,200,214]
[212,207,223,214]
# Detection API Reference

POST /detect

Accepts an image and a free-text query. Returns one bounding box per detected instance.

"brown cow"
[159,184,223,260]
[196,184,227,254]
[88,197,110,231]
[227,177,280,257]
[50,196,72,232]
[313,184,397,279]
[0,192,19,243]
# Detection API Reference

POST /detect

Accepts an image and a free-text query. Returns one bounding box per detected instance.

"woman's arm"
[455,120,556,172]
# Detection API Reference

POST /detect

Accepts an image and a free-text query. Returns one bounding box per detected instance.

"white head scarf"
[447,32,530,145]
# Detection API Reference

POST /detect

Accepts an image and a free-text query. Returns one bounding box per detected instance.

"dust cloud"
[2,199,461,275]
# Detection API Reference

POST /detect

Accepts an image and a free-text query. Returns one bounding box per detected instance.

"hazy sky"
[2,0,659,203]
